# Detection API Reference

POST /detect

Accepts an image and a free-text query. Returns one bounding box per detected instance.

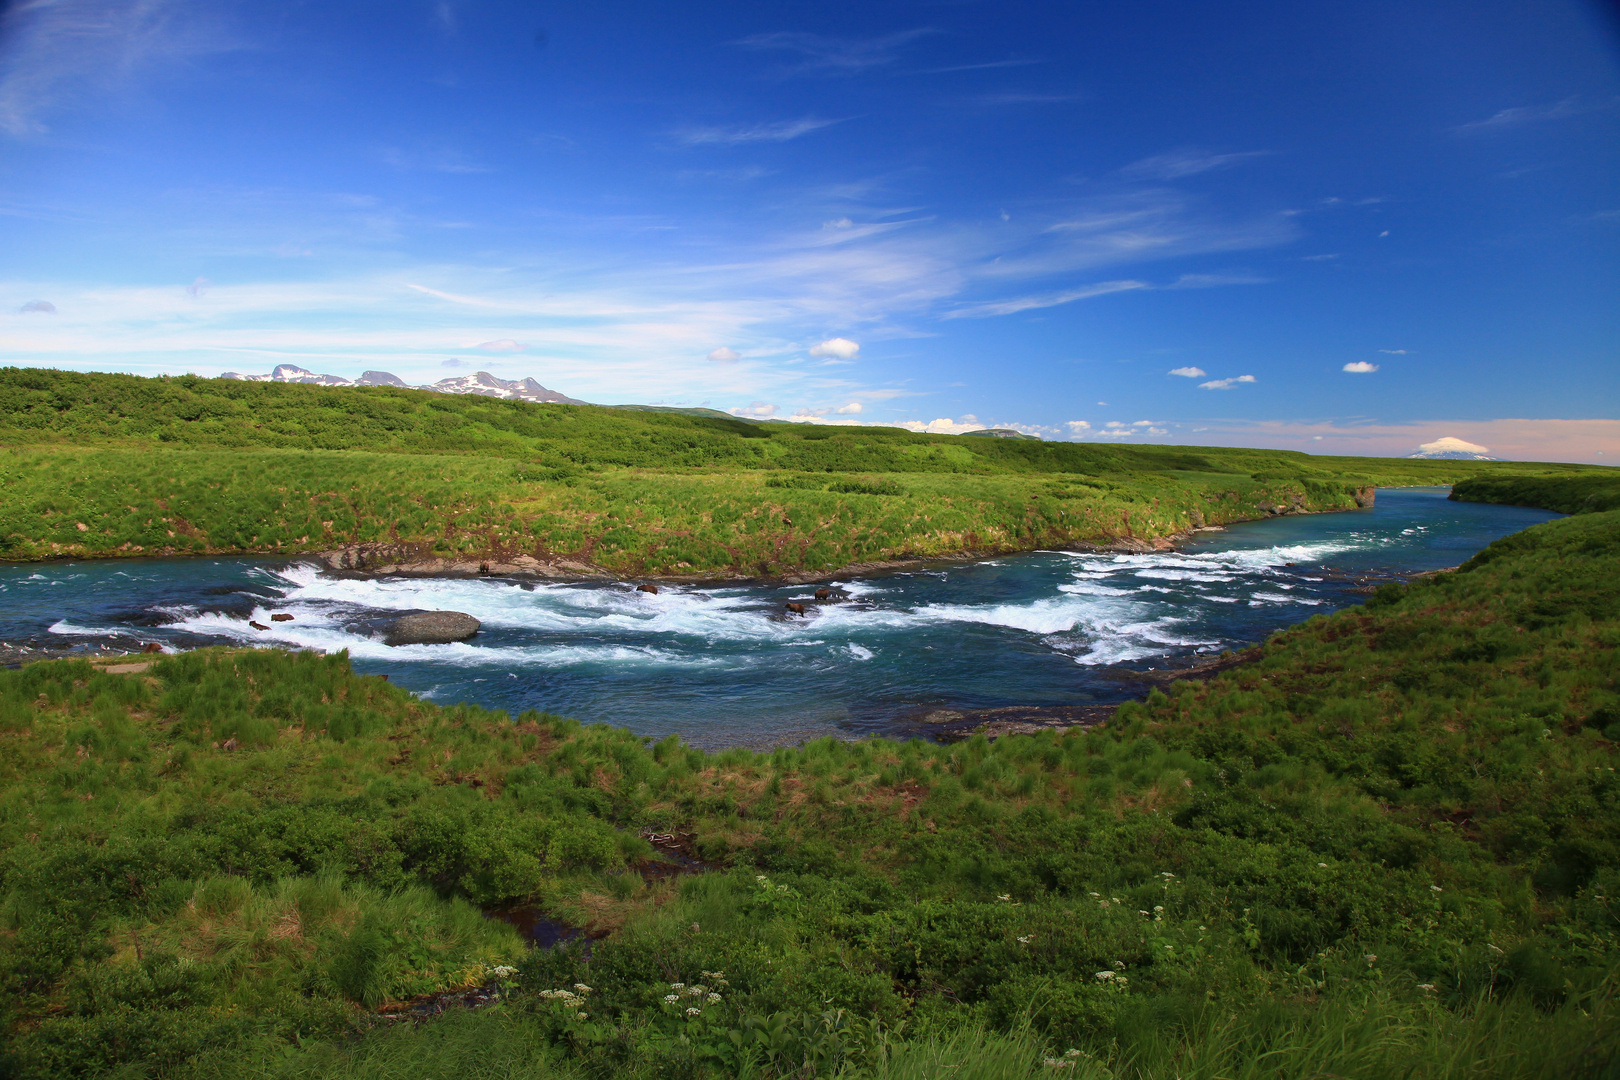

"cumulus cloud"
[707,346,741,363]
[1168,366,1205,378]
[1120,148,1271,180]
[835,401,862,414]
[477,339,526,352]
[1199,375,1257,390]
[897,416,990,435]
[1342,361,1379,373]
[731,401,778,418]
[674,118,841,145]
[18,299,55,313]
[1066,420,1090,434]
[1416,436,1490,455]
[808,337,860,359]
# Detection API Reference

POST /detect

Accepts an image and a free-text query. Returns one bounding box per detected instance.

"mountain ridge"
[220,364,586,405]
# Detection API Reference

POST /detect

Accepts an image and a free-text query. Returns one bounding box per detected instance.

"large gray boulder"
[383,611,481,646]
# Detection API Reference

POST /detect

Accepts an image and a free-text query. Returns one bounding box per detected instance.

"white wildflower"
[1430,885,1442,893]
[996,894,1013,902]
[1095,971,1115,981]
[756,875,768,883]
[576,1011,588,1020]
[1017,935,1032,944]
[1366,954,1378,965]
[707,993,721,1003]
[1418,984,1436,992]
[1088,892,1101,898]
[491,966,517,978]
[1065,1049,1083,1058]
[1113,960,1126,970]
[670,983,685,990]
[686,1007,701,1016]
[573,983,592,993]
[664,994,679,1003]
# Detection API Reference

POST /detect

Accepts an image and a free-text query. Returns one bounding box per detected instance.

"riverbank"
[2,501,1615,1078]
[9,368,1604,579]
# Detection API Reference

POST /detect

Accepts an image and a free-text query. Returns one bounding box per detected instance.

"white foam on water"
[846,644,874,660]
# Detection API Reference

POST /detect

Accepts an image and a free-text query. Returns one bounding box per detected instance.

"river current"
[0,488,1559,748]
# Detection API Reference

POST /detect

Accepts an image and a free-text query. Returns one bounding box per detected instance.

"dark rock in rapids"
[637,583,659,594]
[383,611,481,646]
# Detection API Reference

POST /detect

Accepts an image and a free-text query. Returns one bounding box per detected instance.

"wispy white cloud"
[1453,96,1602,133]
[18,299,56,313]
[0,0,242,137]
[1378,348,1407,355]
[731,401,778,418]
[1342,361,1378,373]
[673,118,843,146]
[1168,366,1205,378]
[1199,375,1256,390]
[1168,272,1270,288]
[708,346,740,363]
[1120,148,1271,180]
[836,401,862,414]
[959,91,1081,107]
[942,279,1148,319]
[733,29,938,75]
[476,339,525,352]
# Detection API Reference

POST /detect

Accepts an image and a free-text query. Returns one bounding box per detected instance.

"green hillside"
[0,480,1615,1078]
[0,368,1605,576]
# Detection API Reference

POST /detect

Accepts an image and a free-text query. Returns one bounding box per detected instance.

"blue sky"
[1,0,1617,461]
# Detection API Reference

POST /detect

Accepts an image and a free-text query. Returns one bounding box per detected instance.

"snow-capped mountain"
[1406,448,1498,460]
[219,365,584,404]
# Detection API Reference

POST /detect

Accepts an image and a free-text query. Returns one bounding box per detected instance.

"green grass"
[2,366,1608,575]
[1,484,1616,1076]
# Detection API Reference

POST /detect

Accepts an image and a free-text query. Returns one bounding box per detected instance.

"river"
[0,488,1559,747]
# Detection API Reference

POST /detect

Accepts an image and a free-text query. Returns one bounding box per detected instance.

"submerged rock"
[383,611,481,646]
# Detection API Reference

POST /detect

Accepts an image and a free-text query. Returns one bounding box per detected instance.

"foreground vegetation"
[2,367,1607,576]
[1,475,1616,1077]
